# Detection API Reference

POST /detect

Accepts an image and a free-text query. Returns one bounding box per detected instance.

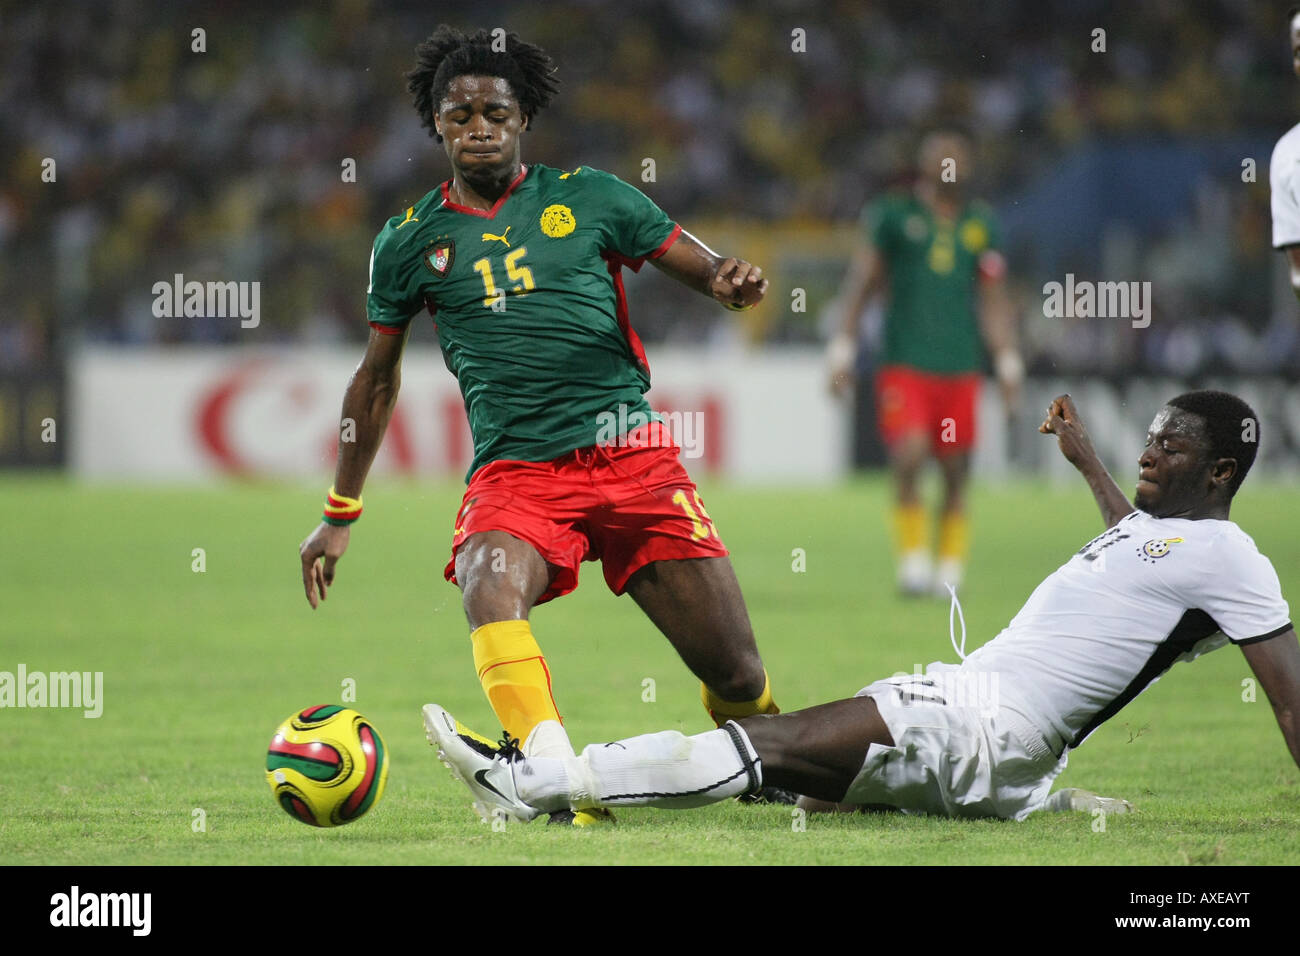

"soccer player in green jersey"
[828,131,1022,597]
[297,26,784,822]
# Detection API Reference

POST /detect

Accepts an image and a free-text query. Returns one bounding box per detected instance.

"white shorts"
[844,663,1068,821]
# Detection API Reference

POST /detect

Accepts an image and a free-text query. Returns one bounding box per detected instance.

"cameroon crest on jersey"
[424,239,455,277]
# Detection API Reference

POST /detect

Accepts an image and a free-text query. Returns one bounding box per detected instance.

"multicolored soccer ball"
[266,705,389,827]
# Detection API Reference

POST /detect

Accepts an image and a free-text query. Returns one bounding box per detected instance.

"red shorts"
[875,365,981,455]
[443,421,729,604]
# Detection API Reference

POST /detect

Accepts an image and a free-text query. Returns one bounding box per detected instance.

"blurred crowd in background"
[3,0,1300,376]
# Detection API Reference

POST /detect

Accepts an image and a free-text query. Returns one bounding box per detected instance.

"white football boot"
[1041,787,1134,815]
[422,704,540,824]
[898,550,934,597]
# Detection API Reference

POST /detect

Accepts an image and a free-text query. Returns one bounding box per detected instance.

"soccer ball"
[265,705,389,827]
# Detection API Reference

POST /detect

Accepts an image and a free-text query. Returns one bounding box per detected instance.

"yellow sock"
[894,502,928,556]
[937,511,969,562]
[701,670,779,727]
[471,620,562,744]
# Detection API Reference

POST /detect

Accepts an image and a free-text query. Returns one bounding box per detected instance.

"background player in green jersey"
[297,26,786,822]
[828,131,1022,597]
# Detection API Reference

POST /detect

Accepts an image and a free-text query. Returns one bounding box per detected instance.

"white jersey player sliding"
[425,391,1300,821]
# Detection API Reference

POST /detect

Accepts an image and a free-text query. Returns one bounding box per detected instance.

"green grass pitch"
[2,473,1297,865]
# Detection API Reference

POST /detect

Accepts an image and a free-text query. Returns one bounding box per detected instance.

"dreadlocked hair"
[405,25,559,141]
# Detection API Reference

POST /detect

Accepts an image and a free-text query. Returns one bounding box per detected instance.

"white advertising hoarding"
[70,346,850,482]
[70,347,1300,483]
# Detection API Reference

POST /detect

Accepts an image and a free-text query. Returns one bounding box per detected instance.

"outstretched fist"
[710,258,768,311]
[1039,393,1098,469]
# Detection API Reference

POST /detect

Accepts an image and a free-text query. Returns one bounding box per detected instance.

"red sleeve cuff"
[603,224,683,274]
[369,321,404,335]
[648,223,682,259]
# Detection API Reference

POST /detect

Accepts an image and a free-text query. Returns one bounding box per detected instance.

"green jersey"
[367,163,680,479]
[862,191,1003,374]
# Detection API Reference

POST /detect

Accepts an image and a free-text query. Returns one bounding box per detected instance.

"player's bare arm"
[299,325,410,608]
[1241,627,1300,770]
[827,242,886,397]
[650,228,768,310]
[976,259,1022,408]
[1038,393,1135,529]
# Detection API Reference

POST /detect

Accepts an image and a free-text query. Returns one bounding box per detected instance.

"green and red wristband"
[323,487,363,526]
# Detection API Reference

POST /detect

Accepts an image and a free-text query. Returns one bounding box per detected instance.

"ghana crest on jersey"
[366,164,682,478]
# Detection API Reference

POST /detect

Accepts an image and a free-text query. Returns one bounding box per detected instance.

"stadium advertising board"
[69,347,848,482]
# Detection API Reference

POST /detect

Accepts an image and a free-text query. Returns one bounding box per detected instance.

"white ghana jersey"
[960,510,1291,752]
[1271,121,1300,248]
